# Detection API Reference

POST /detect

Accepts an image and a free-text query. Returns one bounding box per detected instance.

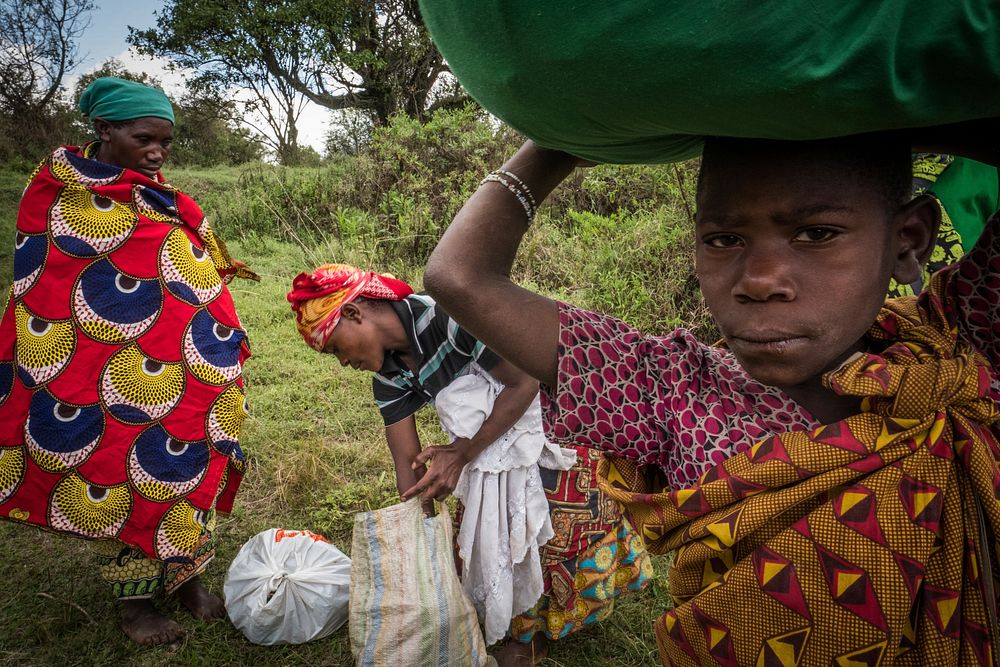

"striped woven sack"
[349,498,492,666]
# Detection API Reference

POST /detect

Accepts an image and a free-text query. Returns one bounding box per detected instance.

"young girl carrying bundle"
[425,132,1000,664]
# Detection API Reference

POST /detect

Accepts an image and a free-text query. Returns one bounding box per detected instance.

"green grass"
[0,157,690,666]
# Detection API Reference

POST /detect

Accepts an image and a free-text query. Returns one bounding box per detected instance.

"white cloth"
[435,369,576,646]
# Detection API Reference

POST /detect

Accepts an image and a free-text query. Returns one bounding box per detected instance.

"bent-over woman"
[288,264,652,666]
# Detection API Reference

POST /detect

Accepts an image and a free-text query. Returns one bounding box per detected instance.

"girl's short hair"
[697,134,913,212]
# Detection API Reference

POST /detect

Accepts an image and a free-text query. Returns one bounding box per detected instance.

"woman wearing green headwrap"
[0,77,256,645]
[77,76,177,180]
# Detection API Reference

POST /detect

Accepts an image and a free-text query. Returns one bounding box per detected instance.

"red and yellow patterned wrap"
[287,263,414,351]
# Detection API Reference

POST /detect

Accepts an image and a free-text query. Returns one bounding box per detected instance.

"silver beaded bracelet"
[481,169,537,223]
[493,169,537,211]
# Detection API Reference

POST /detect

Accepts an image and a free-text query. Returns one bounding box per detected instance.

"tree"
[265,0,465,124]
[129,0,311,164]
[171,84,264,166]
[0,0,94,159]
[192,69,306,165]
[0,0,94,117]
[325,108,375,156]
[129,0,466,146]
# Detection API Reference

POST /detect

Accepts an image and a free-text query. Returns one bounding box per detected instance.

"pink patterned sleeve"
[949,212,1000,375]
[539,302,817,486]
[539,303,677,462]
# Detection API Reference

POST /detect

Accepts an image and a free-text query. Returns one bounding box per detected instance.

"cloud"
[65,48,189,96]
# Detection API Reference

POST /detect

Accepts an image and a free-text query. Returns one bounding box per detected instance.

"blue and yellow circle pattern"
[49,187,138,257]
[48,473,132,538]
[206,383,247,459]
[156,500,208,560]
[14,302,75,387]
[128,425,209,502]
[0,446,26,504]
[183,309,245,384]
[101,346,185,423]
[25,390,103,472]
[159,228,223,304]
[73,259,163,343]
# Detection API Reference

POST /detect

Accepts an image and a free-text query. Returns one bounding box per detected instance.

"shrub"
[168,106,711,335]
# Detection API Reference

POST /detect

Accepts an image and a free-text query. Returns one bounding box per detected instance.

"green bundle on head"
[419,1,1000,163]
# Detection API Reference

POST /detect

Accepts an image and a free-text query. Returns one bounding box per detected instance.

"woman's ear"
[891,194,941,285]
[93,119,113,143]
[340,301,364,323]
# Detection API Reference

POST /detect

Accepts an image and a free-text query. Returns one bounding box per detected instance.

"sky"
[69,0,330,152]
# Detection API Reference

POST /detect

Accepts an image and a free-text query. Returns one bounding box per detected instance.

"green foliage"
[171,90,265,167]
[129,0,460,161]
[513,165,714,338]
[324,108,375,156]
[188,106,519,265]
[523,209,698,335]
[0,0,95,162]
[0,0,95,116]
[0,100,88,167]
[190,105,708,335]
[283,144,323,168]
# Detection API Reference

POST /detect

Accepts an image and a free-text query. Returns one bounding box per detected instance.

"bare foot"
[493,634,549,667]
[174,576,226,621]
[120,598,185,646]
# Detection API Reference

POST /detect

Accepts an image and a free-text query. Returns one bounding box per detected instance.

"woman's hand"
[401,438,474,501]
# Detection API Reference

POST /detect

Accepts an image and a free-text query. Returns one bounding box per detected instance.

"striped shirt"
[373,293,500,426]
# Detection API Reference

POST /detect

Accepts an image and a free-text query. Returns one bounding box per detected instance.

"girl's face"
[96,117,174,178]
[694,150,916,399]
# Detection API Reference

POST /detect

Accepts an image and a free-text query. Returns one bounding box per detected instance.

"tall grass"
[0,108,707,666]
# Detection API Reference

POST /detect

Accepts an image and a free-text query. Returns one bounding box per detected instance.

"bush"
[169,105,710,335]
[0,102,89,168]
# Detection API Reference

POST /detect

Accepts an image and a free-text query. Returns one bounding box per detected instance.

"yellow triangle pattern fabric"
[597,268,1000,666]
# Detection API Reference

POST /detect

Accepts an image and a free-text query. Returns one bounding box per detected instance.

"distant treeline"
[1,0,468,167]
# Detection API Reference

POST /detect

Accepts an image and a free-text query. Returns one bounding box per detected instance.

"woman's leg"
[494,633,550,666]
[164,530,226,620]
[172,575,226,620]
[93,539,185,646]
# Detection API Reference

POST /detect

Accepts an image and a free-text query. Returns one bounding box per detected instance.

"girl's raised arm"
[425,141,581,388]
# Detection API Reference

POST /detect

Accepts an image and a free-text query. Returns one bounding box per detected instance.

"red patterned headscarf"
[287,264,414,351]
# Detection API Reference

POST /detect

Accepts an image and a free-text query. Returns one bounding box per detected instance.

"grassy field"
[0,153,701,666]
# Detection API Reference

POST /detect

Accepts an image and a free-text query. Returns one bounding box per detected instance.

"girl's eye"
[795,227,839,242]
[704,234,742,248]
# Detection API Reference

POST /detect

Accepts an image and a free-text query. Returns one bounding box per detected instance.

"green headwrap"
[78,77,175,124]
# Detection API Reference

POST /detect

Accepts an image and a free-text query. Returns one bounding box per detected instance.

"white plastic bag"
[224,528,351,645]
